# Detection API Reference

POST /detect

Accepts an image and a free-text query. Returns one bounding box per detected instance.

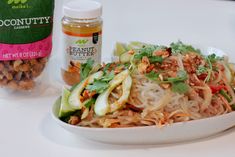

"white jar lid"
[63,0,102,19]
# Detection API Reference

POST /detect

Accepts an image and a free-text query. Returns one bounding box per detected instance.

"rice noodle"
[223,77,235,105]
[176,54,184,70]
[212,70,222,84]
[75,51,235,128]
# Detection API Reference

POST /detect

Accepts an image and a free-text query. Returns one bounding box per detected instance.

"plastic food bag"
[0,0,54,94]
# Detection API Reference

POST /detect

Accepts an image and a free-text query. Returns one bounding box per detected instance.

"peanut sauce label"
[63,31,102,69]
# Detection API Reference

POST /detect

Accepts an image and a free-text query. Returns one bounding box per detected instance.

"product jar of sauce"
[61,0,102,85]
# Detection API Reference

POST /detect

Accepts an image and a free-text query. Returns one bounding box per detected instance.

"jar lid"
[63,0,102,19]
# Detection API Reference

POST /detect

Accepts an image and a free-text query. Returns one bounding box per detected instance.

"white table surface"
[1,0,235,156]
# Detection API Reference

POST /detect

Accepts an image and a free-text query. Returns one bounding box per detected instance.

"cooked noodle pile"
[63,42,235,128]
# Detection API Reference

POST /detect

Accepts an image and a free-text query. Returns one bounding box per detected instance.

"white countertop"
[1,0,235,157]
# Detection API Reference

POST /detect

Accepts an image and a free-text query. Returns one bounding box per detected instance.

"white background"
[1,0,235,157]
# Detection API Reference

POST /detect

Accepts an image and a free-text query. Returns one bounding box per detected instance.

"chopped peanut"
[68,116,80,125]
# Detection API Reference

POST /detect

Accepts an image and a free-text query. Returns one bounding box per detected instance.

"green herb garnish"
[103,63,112,73]
[171,82,189,94]
[145,71,159,80]
[101,71,115,82]
[80,58,94,80]
[84,98,96,108]
[219,89,235,111]
[196,65,208,75]
[133,45,165,63]
[219,89,232,102]
[145,70,189,94]
[203,53,223,82]
[207,53,223,63]
[204,56,213,82]
[170,41,201,54]
[149,56,163,63]
[86,71,115,93]
[167,70,189,94]
[86,79,109,94]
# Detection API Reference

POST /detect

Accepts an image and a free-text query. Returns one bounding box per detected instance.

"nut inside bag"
[0,0,54,93]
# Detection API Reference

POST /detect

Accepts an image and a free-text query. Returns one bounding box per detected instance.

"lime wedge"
[114,42,127,56]
[120,51,133,63]
[59,88,75,118]
[127,41,147,50]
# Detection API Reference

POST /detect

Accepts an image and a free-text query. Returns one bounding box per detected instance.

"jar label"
[62,31,102,70]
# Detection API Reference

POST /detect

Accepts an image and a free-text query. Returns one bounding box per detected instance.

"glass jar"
[61,0,103,86]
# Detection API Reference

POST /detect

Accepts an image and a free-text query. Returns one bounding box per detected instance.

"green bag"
[0,0,54,90]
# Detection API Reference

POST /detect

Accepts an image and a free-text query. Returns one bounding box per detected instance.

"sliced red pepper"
[198,73,207,80]
[209,85,226,94]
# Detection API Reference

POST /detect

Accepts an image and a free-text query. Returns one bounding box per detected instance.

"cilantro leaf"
[101,71,115,82]
[84,98,96,108]
[139,45,157,56]
[170,41,201,54]
[149,56,163,63]
[134,45,166,61]
[145,70,189,94]
[172,82,189,94]
[134,52,149,60]
[103,63,112,73]
[166,70,189,94]
[196,65,208,75]
[145,71,159,80]
[86,79,109,94]
[207,54,216,62]
[80,58,94,80]
[207,53,223,63]
[86,70,115,94]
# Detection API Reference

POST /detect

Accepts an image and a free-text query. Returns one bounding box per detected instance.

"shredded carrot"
[158,120,163,127]
[218,94,232,112]
[174,113,190,117]
[84,79,89,87]
[80,96,85,102]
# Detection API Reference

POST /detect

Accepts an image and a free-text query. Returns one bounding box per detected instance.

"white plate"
[51,98,235,145]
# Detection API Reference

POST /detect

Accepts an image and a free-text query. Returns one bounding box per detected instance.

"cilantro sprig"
[145,71,159,80]
[196,65,208,75]
[170,41,201,54]
[194,53,222,82]
[171,82,189,94]
[149,56,163,63]
[207,53,223,63]
[86,71,115,94]
[165,70,189,94]
[86,80,109,94]
[133,45,166,64]
[145,70,189,94]
[80,58,94,80]
[84,98,96,108]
